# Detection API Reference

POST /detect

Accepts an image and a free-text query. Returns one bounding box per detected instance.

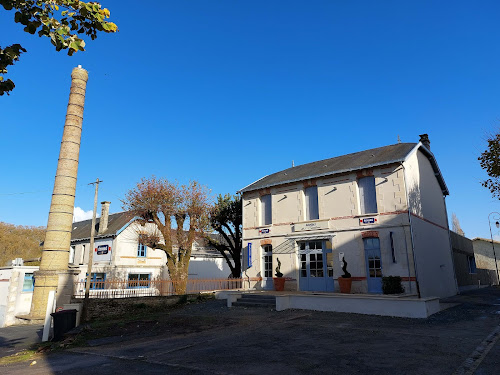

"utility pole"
[488,212,500,285]
[83,179,102,319]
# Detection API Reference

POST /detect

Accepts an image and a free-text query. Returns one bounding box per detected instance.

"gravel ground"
[2,287,500,374]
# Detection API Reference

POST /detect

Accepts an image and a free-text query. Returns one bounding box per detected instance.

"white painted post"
[42,290,56,342]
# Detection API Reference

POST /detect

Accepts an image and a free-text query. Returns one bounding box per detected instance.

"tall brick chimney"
[29,66,88,319]
[99,201,111,235]
[419,133,431,151]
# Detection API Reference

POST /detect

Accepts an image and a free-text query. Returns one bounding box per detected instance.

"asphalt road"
[0,324,42,358]
[2,287,500,374]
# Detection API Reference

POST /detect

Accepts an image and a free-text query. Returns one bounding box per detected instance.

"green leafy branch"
[479,132,500,199]
[0,0,117,95]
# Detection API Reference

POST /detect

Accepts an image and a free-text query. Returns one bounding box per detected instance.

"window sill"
[295,218,329,225]
[355,213,379,218]
[255,224,272,229]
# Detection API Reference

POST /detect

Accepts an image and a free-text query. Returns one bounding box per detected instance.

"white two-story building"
[69,202,231,290]
[239,134,457,298]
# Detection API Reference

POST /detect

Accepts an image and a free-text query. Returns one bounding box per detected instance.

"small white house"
[239,134,457,298]
[0,262,38,327]
[69,203,231,287]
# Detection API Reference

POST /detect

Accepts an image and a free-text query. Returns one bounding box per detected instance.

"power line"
[0,182,98,196]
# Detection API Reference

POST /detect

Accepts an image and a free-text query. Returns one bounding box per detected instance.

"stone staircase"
[232,294,276,308]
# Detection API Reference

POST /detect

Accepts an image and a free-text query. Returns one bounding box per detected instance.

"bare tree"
[452,213,465,236]
[122,177,211,294]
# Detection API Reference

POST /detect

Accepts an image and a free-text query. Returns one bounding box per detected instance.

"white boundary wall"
[217,291,441,319]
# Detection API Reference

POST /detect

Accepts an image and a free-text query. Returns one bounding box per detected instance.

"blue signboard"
[93,240,113,262]
[359,217,377,225]
[96,244,109,255]
[247,243,252,269]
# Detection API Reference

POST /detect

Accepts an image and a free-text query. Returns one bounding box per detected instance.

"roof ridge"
[72,210,132,225]
[289,142,415,170]
[240,142,417,193]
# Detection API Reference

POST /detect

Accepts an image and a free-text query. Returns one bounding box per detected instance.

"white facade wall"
[410,218,457,297]
[242,162,418,294]
[188,257,231,279]
[403,150,457,298]
[404,151,447,227]
[0,266,38,327]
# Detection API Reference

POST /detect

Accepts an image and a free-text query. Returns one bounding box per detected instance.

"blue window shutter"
[359,176,377,214]
[305,186,319,220]
[261,194,272,225]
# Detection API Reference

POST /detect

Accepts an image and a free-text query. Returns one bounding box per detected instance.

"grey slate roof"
[71,211,135,242]
[70,212,227,258]
[240,143,417,193]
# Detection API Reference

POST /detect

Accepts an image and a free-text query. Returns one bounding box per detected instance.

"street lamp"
[488,212,500,285]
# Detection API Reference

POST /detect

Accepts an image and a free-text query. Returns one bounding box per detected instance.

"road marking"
[452,324,500,375]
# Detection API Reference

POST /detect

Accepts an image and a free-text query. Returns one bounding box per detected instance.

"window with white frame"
[22,273,34,292]
[137,243,147,257]
[69,246,75,264]
[305,185,319,220]
[468,255,477,274]
[79,244,85,265]
[358,176,378,214]
[261,194,272,225]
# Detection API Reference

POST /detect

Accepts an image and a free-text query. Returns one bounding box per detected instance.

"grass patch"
[0,349,39,365]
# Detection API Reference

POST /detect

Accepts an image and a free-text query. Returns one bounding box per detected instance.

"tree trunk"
[168,260,190,295]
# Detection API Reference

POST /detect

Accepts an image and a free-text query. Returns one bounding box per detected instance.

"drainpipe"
[400,162,421,298]
[402,226,412,294]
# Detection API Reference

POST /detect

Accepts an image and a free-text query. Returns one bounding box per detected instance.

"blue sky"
[1,1,499,239]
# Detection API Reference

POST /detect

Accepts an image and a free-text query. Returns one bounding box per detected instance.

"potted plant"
[338,256,352,293]
[273,258,286,291]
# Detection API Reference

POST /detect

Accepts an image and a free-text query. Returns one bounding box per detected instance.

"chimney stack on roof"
[99,201,111,235]
[419,133,430,151]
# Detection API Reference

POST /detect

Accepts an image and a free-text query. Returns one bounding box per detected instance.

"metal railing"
[73,277,262,299]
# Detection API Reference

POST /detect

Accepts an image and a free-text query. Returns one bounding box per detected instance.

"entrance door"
[262,244,273,290]
[364,238,382,293]
[298,241,333,292]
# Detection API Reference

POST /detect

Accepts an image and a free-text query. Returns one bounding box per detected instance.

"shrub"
[382,276,404,294]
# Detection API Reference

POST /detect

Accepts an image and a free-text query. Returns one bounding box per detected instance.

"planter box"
[338,277,352,293]
[273,277,286,291]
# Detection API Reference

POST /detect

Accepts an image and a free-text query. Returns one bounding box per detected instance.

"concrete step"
[232,300,275,308]
[239,294,276,302]
[236,298,275,305]
[232,294,276,308]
